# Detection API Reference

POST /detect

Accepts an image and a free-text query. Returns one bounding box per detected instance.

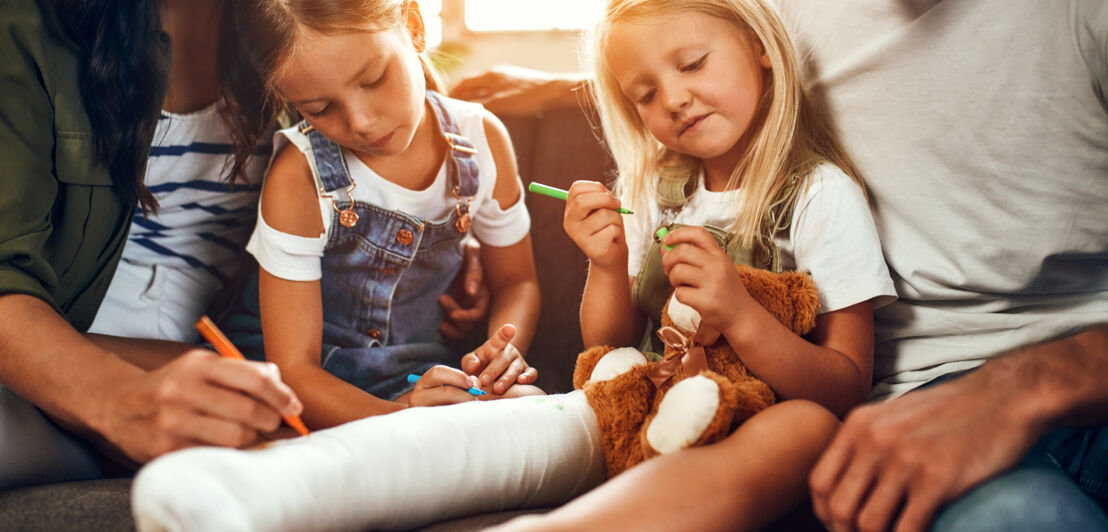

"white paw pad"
[645,376,720,454]
[589,347,648,382]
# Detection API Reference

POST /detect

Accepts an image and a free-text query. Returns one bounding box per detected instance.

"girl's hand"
[461,324,538,395]
[660,227,752,336]
[563,180,628,271]
[407,365,484,407]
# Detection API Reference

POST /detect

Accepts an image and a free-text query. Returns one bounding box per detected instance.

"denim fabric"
[914,371,1108,531]
[221,91,480,400]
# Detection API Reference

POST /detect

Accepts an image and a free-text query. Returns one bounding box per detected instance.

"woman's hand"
[460,324,538,395]
[564,180,629,271]
[659,227,752,336]
[99,349,303,463]
[439,239,491,340]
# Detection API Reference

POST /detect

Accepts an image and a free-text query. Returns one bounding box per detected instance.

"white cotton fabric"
[89,103,267,342]
[246,210,327,282]
[246,97,531,282]
[624,162,897,314]
[775,0,1108,399]
[132,392,605,532]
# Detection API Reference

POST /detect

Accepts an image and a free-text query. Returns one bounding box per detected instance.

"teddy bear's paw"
[642,375,728,456]
[587,347,649,383]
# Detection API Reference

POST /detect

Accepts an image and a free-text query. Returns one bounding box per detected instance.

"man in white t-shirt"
[453,1,1107,530]
[781,2,1108,531]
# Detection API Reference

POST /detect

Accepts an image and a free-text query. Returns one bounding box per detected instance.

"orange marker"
[195,315,310,437]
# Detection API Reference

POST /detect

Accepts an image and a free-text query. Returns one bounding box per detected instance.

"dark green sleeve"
[0,5,63,309]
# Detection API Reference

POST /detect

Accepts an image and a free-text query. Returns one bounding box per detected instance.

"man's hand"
[809,370,1041,532]
[439,239,491,339]
[450,65,585,117]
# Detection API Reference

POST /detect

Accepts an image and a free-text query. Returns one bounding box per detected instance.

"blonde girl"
[544,0,897,528]
[217,0,543,429]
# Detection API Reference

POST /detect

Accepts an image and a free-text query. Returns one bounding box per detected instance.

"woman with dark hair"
[83,0,271,344]
[0,0,303,489]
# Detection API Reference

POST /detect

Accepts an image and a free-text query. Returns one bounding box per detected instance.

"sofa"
[0,105,614,531]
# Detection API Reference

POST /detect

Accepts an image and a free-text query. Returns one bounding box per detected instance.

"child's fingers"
[418,365,480,391]
[517,366,539,384]
[569,191,623,218]
[450,301,488,322]
[661,226,724,254]
[463,324,516,375]
[410,385,478,406]
[567,179,611,196]
[661,246,710,280]
[484,324,517,355]
[439,293,464,315]
[460,240,484,296]
[666,261,705,286]
[439,320,466,340]
[492,358,529,395]
[479,342,520,387]
[461,351,482,374]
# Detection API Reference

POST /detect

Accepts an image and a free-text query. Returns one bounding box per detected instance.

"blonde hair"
[586,0,862,250]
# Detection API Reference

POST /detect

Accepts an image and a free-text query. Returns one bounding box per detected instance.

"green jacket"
[0,0,168,331]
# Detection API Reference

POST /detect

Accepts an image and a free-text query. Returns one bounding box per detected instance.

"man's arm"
[809,324,1108,532]
[450,65,588,117]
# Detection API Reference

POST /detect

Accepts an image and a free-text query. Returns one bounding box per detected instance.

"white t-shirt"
[247,98,531,281]
[776,0,1108,399]
[625,162,897,314]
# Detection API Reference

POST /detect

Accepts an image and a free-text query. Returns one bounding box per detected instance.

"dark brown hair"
[55,0,165,211]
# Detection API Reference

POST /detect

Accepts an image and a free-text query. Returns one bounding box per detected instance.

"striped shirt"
[126,103,269,284]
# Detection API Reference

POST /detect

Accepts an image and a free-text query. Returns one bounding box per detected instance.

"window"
[464,0,603,32]
[423,0,443,48]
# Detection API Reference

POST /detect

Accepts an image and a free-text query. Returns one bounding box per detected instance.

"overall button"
[366,328,382,340]
[396,229,414,246]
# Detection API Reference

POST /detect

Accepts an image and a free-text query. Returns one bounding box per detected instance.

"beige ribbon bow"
[647,326,715,387]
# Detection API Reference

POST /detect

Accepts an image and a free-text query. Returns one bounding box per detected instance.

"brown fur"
[575,266,819,478]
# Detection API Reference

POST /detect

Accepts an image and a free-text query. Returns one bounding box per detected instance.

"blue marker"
[407,373,487,396]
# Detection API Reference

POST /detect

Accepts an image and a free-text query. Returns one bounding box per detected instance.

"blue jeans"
[916,372,1108,531]
[0,386,102,490]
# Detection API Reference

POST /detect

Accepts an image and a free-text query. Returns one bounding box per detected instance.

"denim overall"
[631,164,799,355]
[222,91,479,400]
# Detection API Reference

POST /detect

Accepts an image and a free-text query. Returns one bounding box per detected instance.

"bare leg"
[493,400,839,532]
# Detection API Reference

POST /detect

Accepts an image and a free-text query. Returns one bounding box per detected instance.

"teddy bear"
[572,264,820,478]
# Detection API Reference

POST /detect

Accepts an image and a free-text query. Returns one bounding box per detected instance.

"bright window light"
[422,0,443,48]
[465,0,603,32]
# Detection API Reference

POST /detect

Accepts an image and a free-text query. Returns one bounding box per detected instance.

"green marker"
[527,182,634,215]
[656,227,673,251]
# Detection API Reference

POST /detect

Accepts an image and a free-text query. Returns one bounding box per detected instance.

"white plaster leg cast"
[132,391,604,532]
